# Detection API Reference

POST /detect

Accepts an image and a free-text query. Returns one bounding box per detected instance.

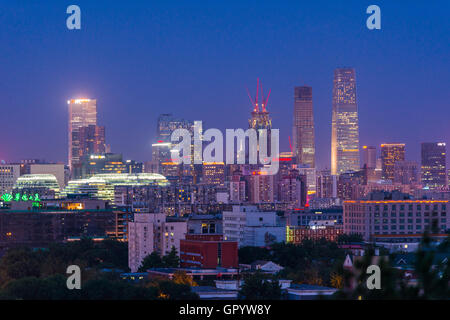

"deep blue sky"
[1,0,449,170]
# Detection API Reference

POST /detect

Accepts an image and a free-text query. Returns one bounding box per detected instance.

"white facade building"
[128,213,187,272]
[29,164,66,190]
[223,205,285,247]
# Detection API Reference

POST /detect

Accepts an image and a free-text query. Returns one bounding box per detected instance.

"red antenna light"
[246,79,271,113]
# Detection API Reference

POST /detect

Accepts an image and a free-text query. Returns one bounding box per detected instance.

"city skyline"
[0,1,449,170]
[0,1,449,303]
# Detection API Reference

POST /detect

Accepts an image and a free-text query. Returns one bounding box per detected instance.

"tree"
[0,275,79,300]
[330,272,344,289]
[335,233,450,300]
[0,247,42,285]
[172,271,197,286]
[156,280,199,300]
[162,246,180,268]
[337,233,363,244]
[238,246,271,264]
[238,272,283,300]
[138,252,164,272]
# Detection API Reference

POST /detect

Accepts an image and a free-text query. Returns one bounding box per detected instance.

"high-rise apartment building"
[293,86,315,167]
[381,143,405,181]
[128,212,187,272]
[68,99,97,170]
[331,68,360,175]
[421,142,447,189]
[249,171,274,203]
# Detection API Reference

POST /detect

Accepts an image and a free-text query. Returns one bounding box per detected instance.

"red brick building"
[180,234,238,268]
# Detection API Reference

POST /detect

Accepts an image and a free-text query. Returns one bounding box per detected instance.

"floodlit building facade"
[331,68,360,175]
[421,142,447,189]
[68,99,97,170]
[381,143,406,181]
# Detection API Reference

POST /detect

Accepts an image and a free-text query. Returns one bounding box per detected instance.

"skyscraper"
[381,143,405,181]
[331,68,360,175]
[246,79,273,169]
[68,99,97,170]
[421,142,447,189]
[79,125,106,157]
[361,146,376,169]
[153,114,195,173]
[293,86,315,168]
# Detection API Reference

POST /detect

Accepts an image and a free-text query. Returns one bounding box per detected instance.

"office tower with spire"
[293,86,315,168]
[67,99,97,170]
[246,79,272,164]
[331,68,360,175]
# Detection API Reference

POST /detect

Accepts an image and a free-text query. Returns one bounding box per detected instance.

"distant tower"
[331,68,360,175]
[293,86,315,168]
[362,146,376,169]
[381,143,405,181]
[68,99,97,170]
[246,79,272,161]
[421,142,447,189]
[248,78,272,131]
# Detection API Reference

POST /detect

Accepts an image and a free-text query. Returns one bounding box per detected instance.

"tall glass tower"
[331,68,360,175]
[68,99,97,170]
[293,86,315,168]
[421,142,447,189]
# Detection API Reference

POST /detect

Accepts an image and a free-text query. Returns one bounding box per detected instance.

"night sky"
[1,0,449,170]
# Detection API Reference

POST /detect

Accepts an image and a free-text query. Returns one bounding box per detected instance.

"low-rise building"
[344,199,450,241]
[180,234,238,269]
[222,205,285,247]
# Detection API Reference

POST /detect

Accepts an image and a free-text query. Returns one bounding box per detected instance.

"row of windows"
[370,204,446,211]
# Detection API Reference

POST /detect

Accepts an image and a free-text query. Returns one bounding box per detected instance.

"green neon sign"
[0,193,41,202]
[1,194,13,202]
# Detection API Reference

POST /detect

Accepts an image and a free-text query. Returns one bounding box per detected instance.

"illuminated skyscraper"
[202,162,225,186]
[293,86,315,168]
[381,143,405,181]
[79,125,106,157]
[421,142,447,189]
[153,114,195,173]
[68,99,97,170]
[331,68,360,175]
